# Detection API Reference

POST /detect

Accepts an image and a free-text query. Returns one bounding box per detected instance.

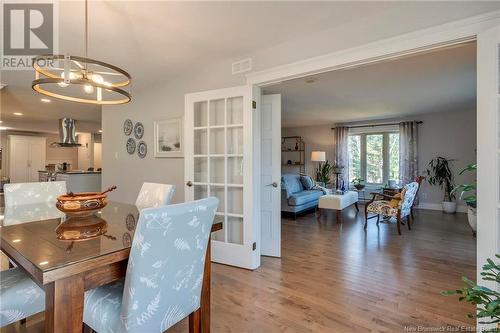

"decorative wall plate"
[123,119,133,136]
[126,138,136,154]
[134,122,144,139]
[137,140,147,158]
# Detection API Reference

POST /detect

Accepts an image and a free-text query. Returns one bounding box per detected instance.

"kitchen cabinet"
[9,135,46,183]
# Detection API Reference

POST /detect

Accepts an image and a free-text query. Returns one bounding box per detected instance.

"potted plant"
[442,255,500,330]
[453,163,477,236]
[352,177,365,190]
[426,156,456,213]
[316,160,332,187]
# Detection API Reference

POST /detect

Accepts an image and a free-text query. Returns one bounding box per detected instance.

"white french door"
[477,25,500,291]
[260,94,281,257]
[185,85,261,270]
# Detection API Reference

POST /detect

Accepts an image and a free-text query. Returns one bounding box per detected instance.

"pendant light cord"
[84,0,88,69]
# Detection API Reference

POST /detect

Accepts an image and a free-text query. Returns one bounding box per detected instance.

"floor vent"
[232,58,252,75]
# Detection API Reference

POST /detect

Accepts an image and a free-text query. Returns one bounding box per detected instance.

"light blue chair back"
[135,182,176,210]
[120,197,218,332]
[4,181,66,207]
[400,182,419,218]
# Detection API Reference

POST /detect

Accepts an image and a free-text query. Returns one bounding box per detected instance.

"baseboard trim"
[416,203,468,213]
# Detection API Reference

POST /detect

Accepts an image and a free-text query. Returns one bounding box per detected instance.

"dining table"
[0,201,222,333]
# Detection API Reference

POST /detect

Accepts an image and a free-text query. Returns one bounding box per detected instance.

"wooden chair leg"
[407,215,411,230]
[316,208,322,220]
[20,318,26,325]
[354,202,359,212]
[189,308,201,333]
[336,210,342,224]
[411,207,415,220]
[364,208,368,230]
[83,324,95,333]
[376,215,380,226]
[396,215,402,235]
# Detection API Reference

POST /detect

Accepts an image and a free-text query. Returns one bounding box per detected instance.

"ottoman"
[317,191,359,223]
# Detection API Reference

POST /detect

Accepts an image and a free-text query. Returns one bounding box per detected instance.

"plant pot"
[354,184,365,191]
[467,207,477,236]
[442,201,457,214]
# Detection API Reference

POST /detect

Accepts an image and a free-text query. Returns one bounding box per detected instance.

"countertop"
[38,170,102,175]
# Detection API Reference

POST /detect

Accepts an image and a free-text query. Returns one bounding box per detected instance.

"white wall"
[281,109,477,210]
[102,7,491,204]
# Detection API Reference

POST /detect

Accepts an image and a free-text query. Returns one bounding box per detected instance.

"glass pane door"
[192,97,244,245]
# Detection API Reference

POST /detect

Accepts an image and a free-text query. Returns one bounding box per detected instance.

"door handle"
[266,182,278,188]
[186,181,193,187]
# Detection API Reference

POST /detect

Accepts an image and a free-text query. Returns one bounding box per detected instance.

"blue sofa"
[281,173,323,219]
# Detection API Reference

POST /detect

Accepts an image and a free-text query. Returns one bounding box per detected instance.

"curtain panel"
[333,126,349,184]
[399,121,418,186]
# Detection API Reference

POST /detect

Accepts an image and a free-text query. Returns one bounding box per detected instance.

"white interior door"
[28,137,46,182]
[260,94,281,257]
[185,85,261,270]
[477,25,500,296]
[9,136,30,183]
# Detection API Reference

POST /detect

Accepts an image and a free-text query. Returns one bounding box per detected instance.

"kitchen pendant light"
[32,0,131,105]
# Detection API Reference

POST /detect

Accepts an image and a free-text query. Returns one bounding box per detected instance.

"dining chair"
[135,182,176,209]
[3,181,67,207]
[0,267,45,327]
[364,182,419,235]
[83,197,219,333]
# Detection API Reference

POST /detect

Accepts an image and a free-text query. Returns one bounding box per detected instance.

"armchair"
[364,182,419,235]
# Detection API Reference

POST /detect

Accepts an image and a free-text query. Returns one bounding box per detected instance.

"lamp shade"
[311,151,326,162]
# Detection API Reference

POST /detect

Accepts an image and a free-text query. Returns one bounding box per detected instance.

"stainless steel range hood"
[51,118,81,147]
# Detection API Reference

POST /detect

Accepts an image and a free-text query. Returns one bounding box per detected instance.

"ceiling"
[265,42,477,128]
[0,1,496,131]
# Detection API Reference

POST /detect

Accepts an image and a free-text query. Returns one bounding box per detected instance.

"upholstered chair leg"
[396,215,402,235]
[364,206,369,229]
[189,308,201,333]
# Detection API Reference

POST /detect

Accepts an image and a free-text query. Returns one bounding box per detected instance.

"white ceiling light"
[41,98,51,103]
[98,129,102,133]
[32,0,131,105]
[13,112,23,116]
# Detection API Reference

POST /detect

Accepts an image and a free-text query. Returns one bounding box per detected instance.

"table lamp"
[311,151,326,181]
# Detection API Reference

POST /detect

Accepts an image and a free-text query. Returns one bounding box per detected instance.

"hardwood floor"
[2,207,476,333]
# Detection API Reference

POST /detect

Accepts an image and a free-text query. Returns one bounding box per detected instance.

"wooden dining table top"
[0,201,222,286]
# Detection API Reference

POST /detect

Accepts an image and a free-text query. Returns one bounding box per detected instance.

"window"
[348,132,400,185]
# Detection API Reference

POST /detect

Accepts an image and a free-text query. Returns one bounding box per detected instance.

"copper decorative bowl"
[56,186,116,217]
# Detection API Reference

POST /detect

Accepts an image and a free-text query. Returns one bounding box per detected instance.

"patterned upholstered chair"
[135,182,176,210]
[364,182,419,235]
[4,181,67,207]
[0,267,45,327]
[83,197,218,333]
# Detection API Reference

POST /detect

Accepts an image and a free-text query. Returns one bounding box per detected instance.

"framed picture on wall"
[154,117,183,158]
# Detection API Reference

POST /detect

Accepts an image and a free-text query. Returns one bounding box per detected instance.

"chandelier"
[32,0,131,105]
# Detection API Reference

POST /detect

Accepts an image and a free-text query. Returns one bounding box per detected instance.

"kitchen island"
[38,171,102,193]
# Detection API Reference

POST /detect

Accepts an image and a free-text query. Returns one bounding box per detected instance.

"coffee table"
[317,191,359,223]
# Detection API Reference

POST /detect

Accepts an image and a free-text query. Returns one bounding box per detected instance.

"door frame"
[247,10,500,287]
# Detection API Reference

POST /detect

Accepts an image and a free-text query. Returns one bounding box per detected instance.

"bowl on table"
[56,186,117,217]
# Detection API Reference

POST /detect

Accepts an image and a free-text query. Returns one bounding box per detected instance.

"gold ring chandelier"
[32,0,131,105]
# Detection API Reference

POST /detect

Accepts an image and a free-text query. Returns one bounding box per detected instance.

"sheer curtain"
[399,121,418,186]
[333,126,349,184]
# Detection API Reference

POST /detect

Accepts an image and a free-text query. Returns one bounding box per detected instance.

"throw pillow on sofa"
[300,175,315,190]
